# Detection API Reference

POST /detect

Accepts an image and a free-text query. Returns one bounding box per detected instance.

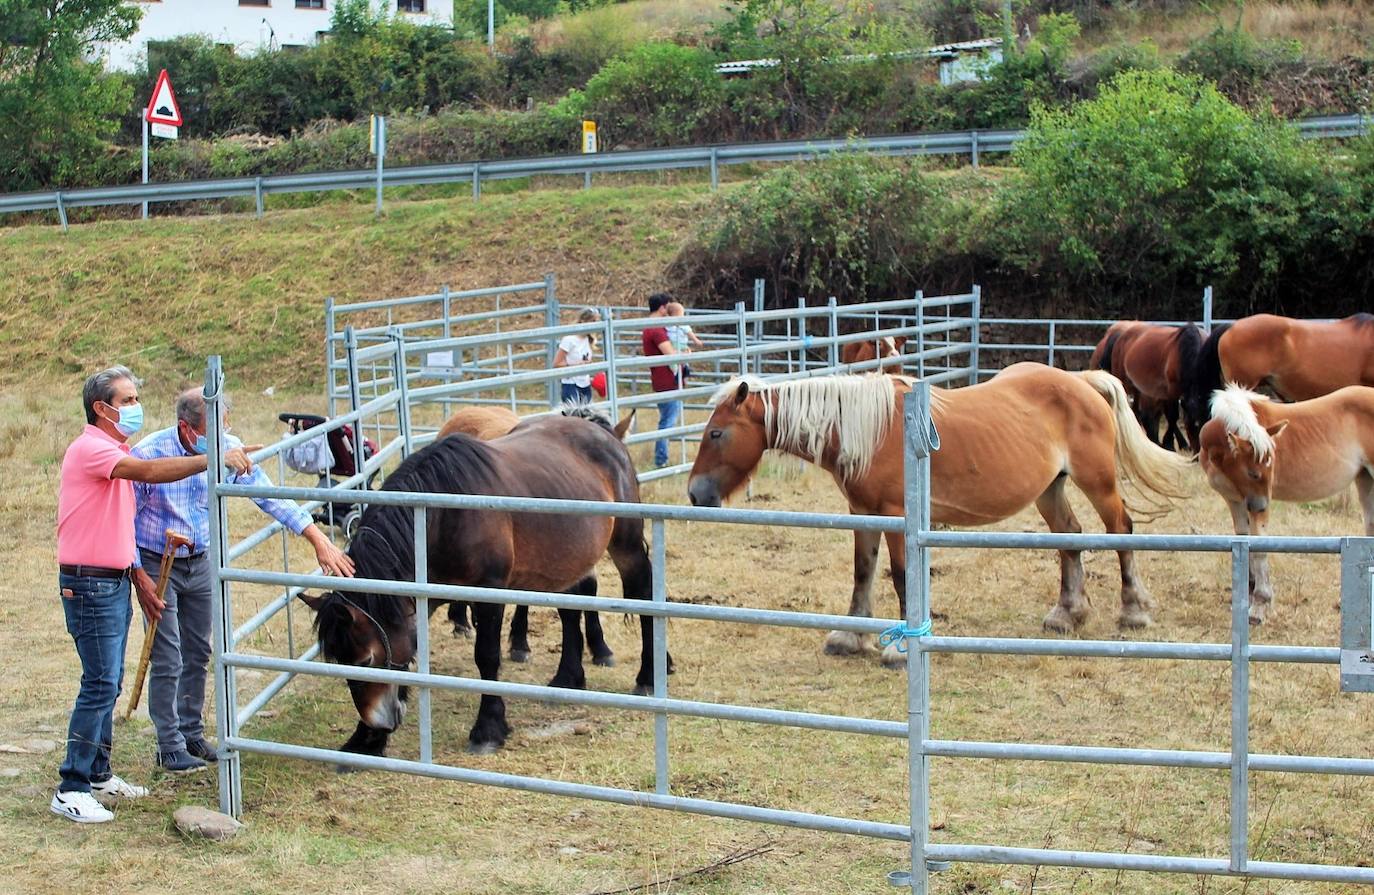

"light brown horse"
[1091,321,1204,452]
[687,366,1191,662]
[1198,383,1374,624]
[840,334,907,366]
[1188,314,1374,416]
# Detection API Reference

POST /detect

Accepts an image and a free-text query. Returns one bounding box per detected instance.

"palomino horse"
[1198,383,1374,624]
[687,366,1191,662]
[300,412,663,758]
[840,334,907,367]
[1091,321,1204,452]
[438,405,634,668]
[1187,314,1374,420]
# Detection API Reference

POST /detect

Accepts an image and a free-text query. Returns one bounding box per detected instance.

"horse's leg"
[608,522,671,697]
[825,527,881,656]
[1221,497,1272,623]
[508,604,531,663]
[447,601,472,639]
[549,576,596,689]
[338,721,392,767]
[468,601,510,754]
[1035,475,1093,633]
[1356,470,1374,537]
[584,607,615,667]
[878,529,909,670]
[1162,401,1183,453]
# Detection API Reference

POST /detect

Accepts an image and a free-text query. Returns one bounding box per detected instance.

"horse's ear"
[893,335,908,351]
[298,592,327,611]
[734,380,750,405]
[1266,420,1289,440]
[614,408,636,441]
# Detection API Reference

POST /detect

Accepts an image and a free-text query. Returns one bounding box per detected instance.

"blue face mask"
[109,403,143,437]
[191,430,239,455]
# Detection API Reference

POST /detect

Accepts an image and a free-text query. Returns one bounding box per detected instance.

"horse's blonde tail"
[1078,370,1192,521]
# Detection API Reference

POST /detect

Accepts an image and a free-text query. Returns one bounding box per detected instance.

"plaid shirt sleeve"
[234,465,312,536]
[130,427,202,563]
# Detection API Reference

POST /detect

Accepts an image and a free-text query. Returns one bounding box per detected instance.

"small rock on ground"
[173,806,243,842]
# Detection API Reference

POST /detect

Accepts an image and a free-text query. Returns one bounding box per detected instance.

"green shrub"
[1177,24,1302,93]
[999,69,1335,303]
[676,154,953,300]
[580,43,725,146]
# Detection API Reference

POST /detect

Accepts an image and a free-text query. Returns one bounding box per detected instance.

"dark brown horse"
[1186,314,1374,420]
[840,334,907,367]
[1091,321,1204,452]
[299,412,663,758]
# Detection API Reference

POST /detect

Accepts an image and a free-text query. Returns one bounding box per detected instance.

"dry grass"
[1084,0,1374,60]
[525,0,729,50]
[2,377,1371,894]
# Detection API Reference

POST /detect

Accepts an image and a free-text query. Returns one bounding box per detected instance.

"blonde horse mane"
[1210,383,1276,461]
[712,375,907,481]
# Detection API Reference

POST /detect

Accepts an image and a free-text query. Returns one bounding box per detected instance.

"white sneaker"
[50,790,115,824]
[90,775,149,801]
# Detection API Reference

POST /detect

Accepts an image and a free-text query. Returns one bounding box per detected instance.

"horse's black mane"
[1174,323,1204,392]
[1097,328,1121,372]
[1184,322,1231,421]
[315,435,501,649]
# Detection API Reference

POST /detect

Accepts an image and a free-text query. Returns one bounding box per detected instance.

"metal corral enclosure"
[204,284,1373,890]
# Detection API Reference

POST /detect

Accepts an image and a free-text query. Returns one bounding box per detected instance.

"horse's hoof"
[548,674,587,690]
[879,644,906,670]
[1118,612,1151,630]
[592,653,616,668]
[509,649,531,664]
[632,683,653,697]
[1042,607,1076,634]
[823,630,863,656]
[1248,614,1265,626]
[451,625,473,640]
[335,763,365,775]
[466,740,502,756]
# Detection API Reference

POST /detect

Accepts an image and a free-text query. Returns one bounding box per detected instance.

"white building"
[97,0,455,72]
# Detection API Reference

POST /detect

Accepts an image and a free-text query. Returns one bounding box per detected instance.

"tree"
[0,0,141,190]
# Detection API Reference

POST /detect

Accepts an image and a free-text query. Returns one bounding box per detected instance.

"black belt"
[59,564,128,580]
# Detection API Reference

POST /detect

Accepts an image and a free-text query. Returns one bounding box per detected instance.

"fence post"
[968,285,982,385]
[1203,285,1214,335]
[796,297,807,374]
[204,355,243,820]
[652,518,670,795]
[603,310,619,422]
[415,507,432,765]
[391,328,413,458]
[1047,320,1057,367]
[915,290,925,380]
[753,279,765,375]
[970,130,980,169]
[472,165,481,201]
[374,115,385,218]
[545,273,560,408]
[827,297,839,370]
[900,381,939,893]
[55,191,68,233]
[441,284,453,421]
[254,177,264,218]
[710,147,719,191]
[1229,540,1251,873]
[344,326,363,465]
[324,297,337,419]
[735,301,749,379]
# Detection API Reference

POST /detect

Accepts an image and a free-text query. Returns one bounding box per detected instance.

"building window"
[296,0,325,7]
[398,0,425,12]
[239,0,269,6]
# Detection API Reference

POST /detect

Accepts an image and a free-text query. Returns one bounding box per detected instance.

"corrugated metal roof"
[715,38,1003,75]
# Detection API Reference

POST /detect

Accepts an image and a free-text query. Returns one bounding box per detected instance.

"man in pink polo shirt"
[53,366,252,824]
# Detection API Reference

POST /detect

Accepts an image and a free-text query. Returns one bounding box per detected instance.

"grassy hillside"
[0,185,713,389]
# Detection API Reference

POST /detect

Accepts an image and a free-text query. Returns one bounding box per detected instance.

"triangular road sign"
[145,69,183,126]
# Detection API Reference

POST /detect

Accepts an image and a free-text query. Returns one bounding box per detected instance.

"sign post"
[582,120,597,190]
[370,114,386,217]
[143,69,184,220]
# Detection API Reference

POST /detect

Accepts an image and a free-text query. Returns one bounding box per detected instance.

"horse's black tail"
[1183,322,1230,423]
[1097,329,1121,372]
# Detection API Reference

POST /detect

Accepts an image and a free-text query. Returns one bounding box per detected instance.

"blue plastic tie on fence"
[803,335,814,349]
[877,619,933,653]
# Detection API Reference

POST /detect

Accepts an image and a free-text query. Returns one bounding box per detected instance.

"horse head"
[1198,417,1289,523]
[299,590,414,733]
[687,379,768,508]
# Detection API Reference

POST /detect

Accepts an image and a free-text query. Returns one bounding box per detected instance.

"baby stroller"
[277,412,379,543]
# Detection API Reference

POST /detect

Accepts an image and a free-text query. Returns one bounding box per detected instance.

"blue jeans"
[655,399,682,467]
[561,382,592,404]
[58,572,132,793]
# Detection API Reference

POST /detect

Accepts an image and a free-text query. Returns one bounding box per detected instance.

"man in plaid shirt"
[131,387,354,773]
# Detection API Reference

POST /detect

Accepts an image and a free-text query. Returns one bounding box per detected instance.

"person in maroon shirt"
[640,292,682,468]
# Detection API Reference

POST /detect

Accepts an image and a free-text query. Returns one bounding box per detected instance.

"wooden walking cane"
[123,529,193,721]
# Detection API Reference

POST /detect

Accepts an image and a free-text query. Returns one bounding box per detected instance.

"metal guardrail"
[6,115,1367,227]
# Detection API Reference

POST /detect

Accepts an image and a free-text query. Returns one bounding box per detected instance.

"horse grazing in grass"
[1198,383,1374,624]
[840,334,907,367]
[1186,315,1374,423]
[299,412,662,758]
[687,367,1191,661]
[438,405,635,668]
[1091,321,1204,452]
